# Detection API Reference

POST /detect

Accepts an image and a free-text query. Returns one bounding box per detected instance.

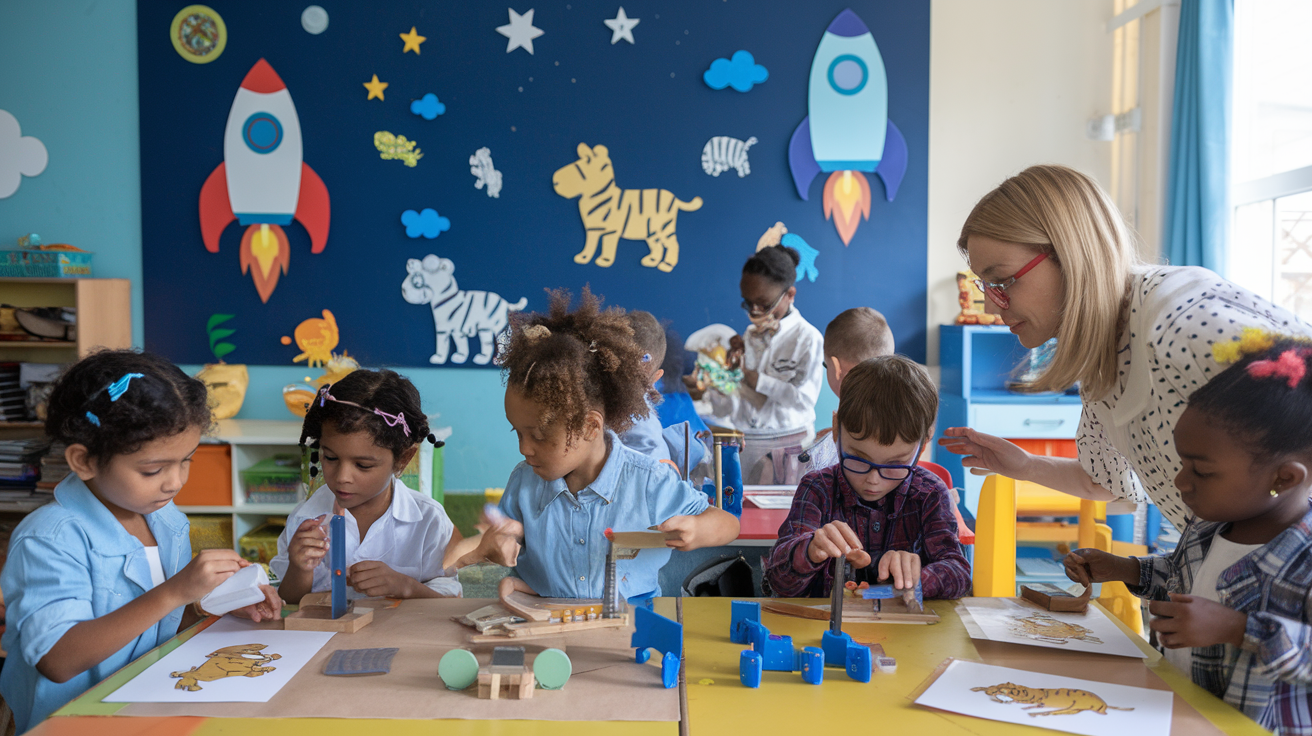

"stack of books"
[0,437,50,498]
[0,363,31,422]
[38,442,69,492]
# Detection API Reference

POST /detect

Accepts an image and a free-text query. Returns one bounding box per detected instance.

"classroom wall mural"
[140,1,930,367]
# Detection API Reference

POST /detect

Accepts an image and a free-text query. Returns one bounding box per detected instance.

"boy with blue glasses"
[765,356,971,599]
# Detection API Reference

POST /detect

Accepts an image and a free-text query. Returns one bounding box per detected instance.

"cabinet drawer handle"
[1022,418,1065,428]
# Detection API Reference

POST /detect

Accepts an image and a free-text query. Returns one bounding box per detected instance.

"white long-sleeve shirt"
[1079,266,1312,531]
[271,478,462,598]
[708,307,825,434]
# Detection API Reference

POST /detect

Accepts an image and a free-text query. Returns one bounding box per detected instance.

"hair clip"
[1247,349,1308,389]
[107,373,145,402]
[85,411,100,426]
[641,353,652,363]
[522,325,551,341]
[524,361,537,386]
[588,340,598,353]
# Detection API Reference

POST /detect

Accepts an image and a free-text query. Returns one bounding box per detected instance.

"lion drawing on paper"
[401,255,527,365]
[552,143,702,273]
[1009,611,1103,646]
[170,643,281,692]
[971,682,1134,717]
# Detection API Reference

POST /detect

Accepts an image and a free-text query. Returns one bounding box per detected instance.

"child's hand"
[658,515,707,551]
[806,521,871,567]
[1149,593,1248,649]
[877,550,921,591]
[227,584,283,623]
[348,561,419,598]
[1063,548,1140,586]
[287,515,329,572]
[167,548,244,604]
[498,575,538,601]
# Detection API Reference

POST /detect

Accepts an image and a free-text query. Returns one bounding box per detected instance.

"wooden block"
[500,591,604,623]
[761,599,940,625]
[606,530,671,549]
[517,672,534,699]
[469,614,629,642]
[1021,583,1091,613]
[284,605,374,633]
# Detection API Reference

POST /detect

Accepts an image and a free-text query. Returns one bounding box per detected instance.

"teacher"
[938,165,1312,531]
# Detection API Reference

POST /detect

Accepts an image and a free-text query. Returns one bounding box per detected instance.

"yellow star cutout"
[363,74,388,100]
[399,26,426,54]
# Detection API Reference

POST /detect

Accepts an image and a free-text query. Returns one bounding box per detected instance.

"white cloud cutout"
[0,110,48,199]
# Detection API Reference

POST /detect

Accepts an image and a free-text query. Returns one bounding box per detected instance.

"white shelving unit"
[178,418,306,549]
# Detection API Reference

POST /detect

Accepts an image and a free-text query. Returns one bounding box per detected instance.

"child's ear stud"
[1271,488,1280,497]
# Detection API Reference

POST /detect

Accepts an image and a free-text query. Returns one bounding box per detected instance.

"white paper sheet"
[103,618,335,703]
[959,597,1146,658]
[915,659,1173,736]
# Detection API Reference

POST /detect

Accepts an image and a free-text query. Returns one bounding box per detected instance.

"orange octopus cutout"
[280,309,339,367]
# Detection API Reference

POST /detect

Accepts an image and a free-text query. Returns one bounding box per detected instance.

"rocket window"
[827,55,868,96]
[242,112,283,154]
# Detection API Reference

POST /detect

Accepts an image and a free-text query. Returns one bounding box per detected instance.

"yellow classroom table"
[31,598,1266,736]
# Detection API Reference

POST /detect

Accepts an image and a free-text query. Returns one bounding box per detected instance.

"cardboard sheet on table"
[117,598,678,721]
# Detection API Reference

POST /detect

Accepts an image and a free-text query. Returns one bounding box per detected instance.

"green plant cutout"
[207,314,237,362]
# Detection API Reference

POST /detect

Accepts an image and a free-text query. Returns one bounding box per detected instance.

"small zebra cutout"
[702,136,757,177]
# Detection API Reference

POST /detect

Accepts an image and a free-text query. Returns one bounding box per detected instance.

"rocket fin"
[788,117,822,201]
[295,163,331,254]
[874,120,908,202]
[199,163,234,253]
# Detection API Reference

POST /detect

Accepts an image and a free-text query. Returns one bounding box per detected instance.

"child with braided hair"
[271,369,461,602]
[1064,335,1312,733]
[454,287,739,601]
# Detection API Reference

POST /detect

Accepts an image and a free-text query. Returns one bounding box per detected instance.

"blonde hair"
[958,165,1140,399]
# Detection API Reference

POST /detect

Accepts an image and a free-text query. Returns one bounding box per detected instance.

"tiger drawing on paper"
[971,682,1134,717]
[1009,611,1103,646]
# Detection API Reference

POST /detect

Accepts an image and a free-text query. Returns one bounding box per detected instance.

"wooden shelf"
[0,341,76,348]
[0,498,53,513]
[178,504,298,515]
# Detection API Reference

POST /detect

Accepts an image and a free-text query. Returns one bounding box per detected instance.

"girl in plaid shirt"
[1066,336,1312,734]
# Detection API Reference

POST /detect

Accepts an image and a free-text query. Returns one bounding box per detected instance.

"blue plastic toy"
[861,580,924,611]
[822,557,872,683]
[631,606,682,689]
[329,514,346,619]
[731,600,825,687]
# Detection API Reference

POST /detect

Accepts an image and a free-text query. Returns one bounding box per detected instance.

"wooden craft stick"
[606,530,672,549]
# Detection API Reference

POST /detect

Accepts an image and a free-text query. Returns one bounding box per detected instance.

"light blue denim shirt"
[499,432,709,599]
[619,397,671,463]
[0,474,189,733]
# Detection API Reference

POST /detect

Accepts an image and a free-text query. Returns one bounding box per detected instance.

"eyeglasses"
[972,252,1049,310]
[837,437,923,481]
[741,288,788,316]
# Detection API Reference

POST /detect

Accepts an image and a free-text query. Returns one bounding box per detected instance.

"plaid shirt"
[764,464,971,599]
[1130,505,1312,734]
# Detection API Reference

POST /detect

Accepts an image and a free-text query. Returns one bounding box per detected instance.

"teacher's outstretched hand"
[937,427,1030,478]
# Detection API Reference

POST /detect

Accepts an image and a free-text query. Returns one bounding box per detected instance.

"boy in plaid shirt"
[1067,338,1312,734]
[765,356,970,599]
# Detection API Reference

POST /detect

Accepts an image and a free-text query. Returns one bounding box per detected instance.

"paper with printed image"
[915,659,1172,736]
[958,597,1146,658]
[104,618,334,703]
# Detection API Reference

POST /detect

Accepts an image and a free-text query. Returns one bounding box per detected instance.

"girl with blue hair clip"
[0,350,280,733]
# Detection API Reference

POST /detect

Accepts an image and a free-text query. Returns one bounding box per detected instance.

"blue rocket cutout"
[787,9,909,203]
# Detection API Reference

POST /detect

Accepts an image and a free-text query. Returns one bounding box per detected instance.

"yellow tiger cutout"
[170,643,281,691]
[552,143,702,273]
[1009,611,1103,646]
[972,682,1134,717]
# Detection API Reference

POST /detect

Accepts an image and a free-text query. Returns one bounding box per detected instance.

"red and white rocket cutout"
[199,59,330,303]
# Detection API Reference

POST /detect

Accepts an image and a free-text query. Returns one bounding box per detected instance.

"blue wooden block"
[329,514,346,619]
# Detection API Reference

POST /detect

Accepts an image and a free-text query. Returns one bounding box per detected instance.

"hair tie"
[316,385,413,438]
[1247,349,1308,389]
[641,353,652,363]
[85,411,100,426]
[522,325,551,341]
[588,340,598,353]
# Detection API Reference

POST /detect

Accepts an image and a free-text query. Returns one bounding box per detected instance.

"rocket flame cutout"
[199,59,331,303]
[788,9,908,246]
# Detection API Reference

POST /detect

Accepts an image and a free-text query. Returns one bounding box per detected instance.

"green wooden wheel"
[438,648,479,690]
[533,648,572,690]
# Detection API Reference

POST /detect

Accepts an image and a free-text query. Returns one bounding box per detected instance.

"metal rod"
[713,436,723,509]
[677,597,690,736]
[683,422,691,481]
[829,555,845,634]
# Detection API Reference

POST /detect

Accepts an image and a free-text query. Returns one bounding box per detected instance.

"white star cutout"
[497,8,544,54]
[604,7,639,45]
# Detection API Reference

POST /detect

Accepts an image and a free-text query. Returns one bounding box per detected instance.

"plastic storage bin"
[239,519,286,564]
[241,454,303,504]
[189,514,233,553]
[0,249,93,277]
[175,444,232,506]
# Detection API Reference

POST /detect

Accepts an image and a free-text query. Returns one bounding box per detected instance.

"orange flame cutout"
[822,171,871,246]
[239,224,290,303]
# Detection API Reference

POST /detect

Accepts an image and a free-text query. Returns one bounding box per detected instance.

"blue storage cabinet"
[933,325,1083,519]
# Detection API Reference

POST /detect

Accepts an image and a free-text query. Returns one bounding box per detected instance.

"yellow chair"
[974,475,1143,633]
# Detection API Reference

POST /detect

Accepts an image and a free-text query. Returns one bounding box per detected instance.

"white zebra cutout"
[701,136,757,177]
[401,255,526,365]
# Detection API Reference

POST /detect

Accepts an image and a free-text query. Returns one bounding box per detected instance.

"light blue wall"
[0,0,837,490]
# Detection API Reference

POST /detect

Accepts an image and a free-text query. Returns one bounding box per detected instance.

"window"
[1229,0,1312,316]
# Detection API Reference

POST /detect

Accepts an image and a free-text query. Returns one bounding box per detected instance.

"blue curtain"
[1164,0,1233,271]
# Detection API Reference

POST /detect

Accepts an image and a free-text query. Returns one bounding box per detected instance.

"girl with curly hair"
[455,287,739,601]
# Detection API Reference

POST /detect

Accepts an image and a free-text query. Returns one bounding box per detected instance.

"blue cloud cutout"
[703,50,768,92]
[410,93,446,120]
[401,209,451,239]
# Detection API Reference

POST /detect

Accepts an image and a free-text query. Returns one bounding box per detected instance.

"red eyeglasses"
[973,252,1049,310]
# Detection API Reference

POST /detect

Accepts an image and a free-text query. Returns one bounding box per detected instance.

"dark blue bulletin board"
[139,0,929,368]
